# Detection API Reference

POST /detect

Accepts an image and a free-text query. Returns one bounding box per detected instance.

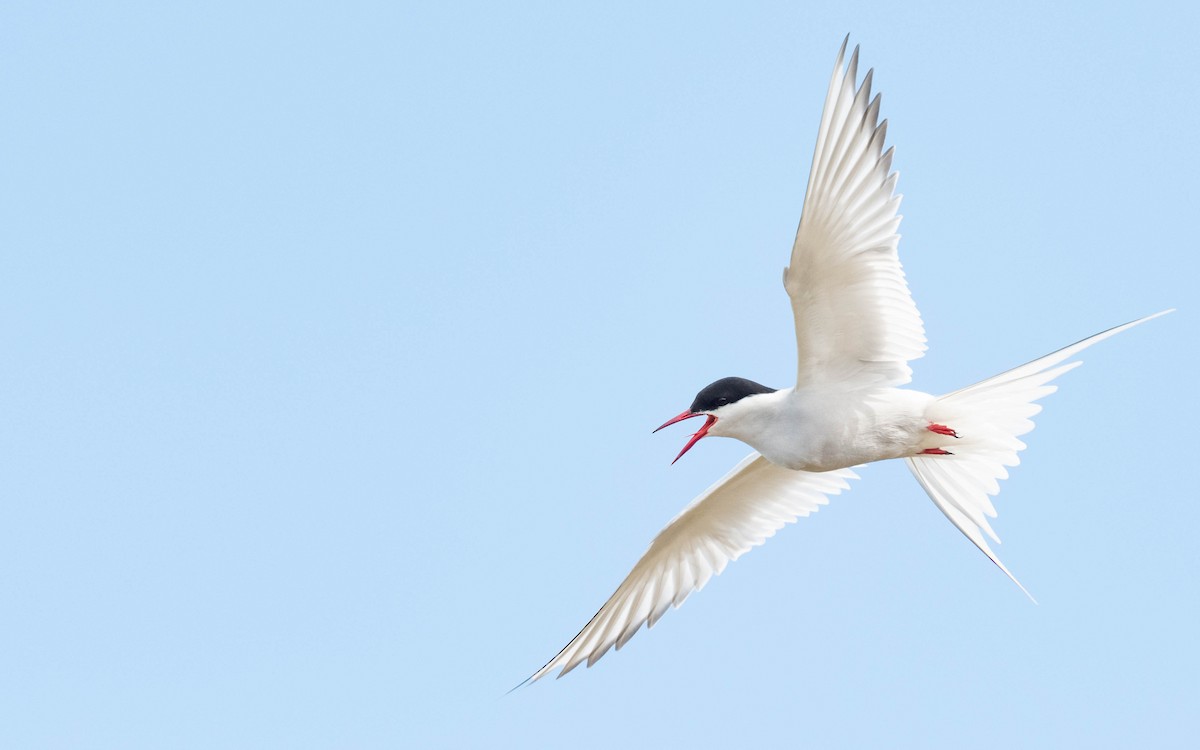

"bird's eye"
[717,397,728,406]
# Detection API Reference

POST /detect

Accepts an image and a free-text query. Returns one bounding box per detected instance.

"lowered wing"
[523,455,856,683]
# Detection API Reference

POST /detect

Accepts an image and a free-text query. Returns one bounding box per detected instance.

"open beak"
[653,410,718,465]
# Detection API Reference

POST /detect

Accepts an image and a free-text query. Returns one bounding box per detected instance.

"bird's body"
[711,385,934,472]
[518,37,1170,686]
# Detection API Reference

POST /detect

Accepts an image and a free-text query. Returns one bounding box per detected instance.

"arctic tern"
[521,37,1170,684]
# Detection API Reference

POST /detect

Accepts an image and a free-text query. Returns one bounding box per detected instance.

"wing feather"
[786,40,926,388]
[524,455,857,682]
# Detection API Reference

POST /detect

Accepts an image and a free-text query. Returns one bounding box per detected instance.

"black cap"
[689,377,776,413]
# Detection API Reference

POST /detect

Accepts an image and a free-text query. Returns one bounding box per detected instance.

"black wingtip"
[834,34,849,65]
[504,675,534,696]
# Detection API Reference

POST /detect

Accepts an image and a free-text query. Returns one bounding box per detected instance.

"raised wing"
[524,455,857,683]
[785,38,926,389]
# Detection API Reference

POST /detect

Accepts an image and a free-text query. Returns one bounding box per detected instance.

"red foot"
[928,423,959,438]
[921,448,954,455]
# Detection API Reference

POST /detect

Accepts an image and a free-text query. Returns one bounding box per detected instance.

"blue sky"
[2,2,1197,748]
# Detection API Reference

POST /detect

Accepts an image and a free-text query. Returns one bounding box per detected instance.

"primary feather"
[520,37,1169,688]
[525,456,856,682]
[786,38,926,389]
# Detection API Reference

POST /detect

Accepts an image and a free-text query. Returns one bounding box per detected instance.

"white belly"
[713,387,935,472]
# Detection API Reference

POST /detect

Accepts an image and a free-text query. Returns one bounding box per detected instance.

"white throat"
[705,388,794,445]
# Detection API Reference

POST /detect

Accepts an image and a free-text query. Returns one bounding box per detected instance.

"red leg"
[921,448,953,455]
[928,423,959,438]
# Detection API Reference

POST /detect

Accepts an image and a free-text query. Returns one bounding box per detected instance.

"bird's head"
[653,377,778,463]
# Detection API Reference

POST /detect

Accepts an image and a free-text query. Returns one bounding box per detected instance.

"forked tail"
[906,310,1173,600]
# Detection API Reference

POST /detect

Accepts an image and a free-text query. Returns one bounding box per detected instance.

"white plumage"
[521,37,1169,685]
[528,456,857,681]
[787,39,925,389]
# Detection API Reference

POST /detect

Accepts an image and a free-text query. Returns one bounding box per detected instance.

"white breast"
[709,387,935,472]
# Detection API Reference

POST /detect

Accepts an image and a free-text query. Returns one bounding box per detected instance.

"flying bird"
[521,38,1170,684]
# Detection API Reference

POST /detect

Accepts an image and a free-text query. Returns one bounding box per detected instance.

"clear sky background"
[2,2,1197,748]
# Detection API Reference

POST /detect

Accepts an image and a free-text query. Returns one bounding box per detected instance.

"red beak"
[653,410,718,464]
